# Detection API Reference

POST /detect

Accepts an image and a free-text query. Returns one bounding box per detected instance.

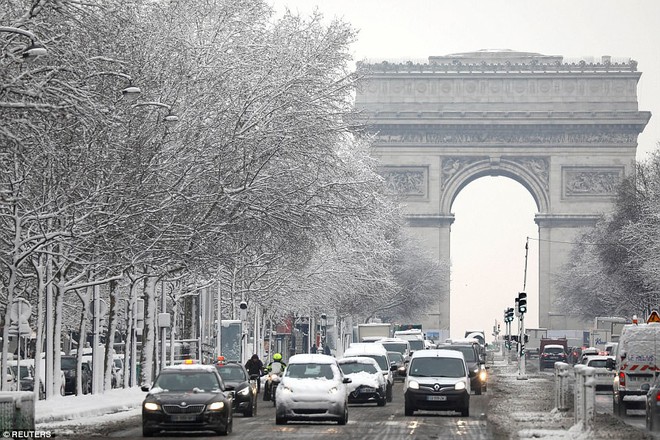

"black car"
[437,344,487,394]
[215,362,257,417]
[387,351,407,382]
[61,355,92,395]
[141,362,234,437]
[539,345,568,370]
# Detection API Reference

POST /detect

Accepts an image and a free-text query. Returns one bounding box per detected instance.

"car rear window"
[544,347,565,354]
[381,343,408,354]
[588,359,608,368]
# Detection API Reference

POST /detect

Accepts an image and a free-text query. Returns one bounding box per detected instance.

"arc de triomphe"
[355,50,650,336]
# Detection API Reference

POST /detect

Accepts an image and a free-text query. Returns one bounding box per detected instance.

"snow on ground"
[487,354,654,439]
[33,355,654,439]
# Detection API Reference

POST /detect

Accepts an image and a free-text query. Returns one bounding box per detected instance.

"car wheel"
[461,406,470,417]
[475,384,482,395]
[386,383,393,402]
[217,413,233,436]
[647,408,653,431]
[404,401,415,416]
[338,404,348,425]
[275,416,287,425]
[244,399,255,417]
[377,394,386,407]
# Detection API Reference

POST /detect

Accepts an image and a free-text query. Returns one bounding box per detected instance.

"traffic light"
[504,307,514,323]
[518,292,527,314]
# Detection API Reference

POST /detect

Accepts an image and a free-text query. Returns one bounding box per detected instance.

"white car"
[338,357,387,406]
[585,355,615,390]
[275,354,350,425]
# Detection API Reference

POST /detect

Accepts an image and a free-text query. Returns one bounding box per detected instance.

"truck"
[524,328,548,358]
[611,320,660,415]
[393,328,425,353]
[356,323,392,343]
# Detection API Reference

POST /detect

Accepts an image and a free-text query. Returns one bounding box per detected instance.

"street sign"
[8,321,31,337]
[648,310,660,323]
[9,298,32,322]
[86,299,108,320]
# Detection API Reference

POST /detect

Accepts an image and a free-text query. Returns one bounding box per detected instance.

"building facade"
[355,50,650,335]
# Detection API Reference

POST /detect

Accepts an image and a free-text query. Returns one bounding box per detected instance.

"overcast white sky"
[270,0,660,338]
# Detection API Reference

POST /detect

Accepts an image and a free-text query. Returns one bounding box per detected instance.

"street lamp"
[86,71,141,102]
[0,26,47,59]
[132,101,180,125]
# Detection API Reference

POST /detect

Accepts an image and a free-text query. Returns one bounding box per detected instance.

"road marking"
[407,420,419,435]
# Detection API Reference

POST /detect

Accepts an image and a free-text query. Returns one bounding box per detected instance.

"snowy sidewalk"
[487,355,652,439]
[35,386,144,424]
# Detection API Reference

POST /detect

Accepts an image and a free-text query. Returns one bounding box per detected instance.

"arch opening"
[449,176,539,339]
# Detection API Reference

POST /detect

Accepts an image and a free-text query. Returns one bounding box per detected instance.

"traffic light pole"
[517,312,527,380]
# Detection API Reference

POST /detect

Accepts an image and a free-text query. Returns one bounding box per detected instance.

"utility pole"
[517,238,530,380]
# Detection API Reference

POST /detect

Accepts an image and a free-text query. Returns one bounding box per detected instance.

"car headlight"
[454,381,466,391]
[328,387,338,394]
[408,380,419,390]
[238,387,251,396]
[207,401,225,411]
[143,402,160,411]
[479,370,488,382]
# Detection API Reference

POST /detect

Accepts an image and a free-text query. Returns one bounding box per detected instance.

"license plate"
[171,414,198,422]
[427,395,447,401]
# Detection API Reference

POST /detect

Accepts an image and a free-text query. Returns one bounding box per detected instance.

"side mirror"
[390,365,398,372]
[224,384,235,392]
[249,374,260,381]
[642,383,651,392]
[342,377,352,384]
[468,370,477,378]
[141,385,151,392]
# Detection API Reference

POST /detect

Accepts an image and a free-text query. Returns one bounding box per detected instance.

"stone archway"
[355,50,650,338]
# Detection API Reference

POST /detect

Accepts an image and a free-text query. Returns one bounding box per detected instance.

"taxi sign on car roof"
[647,310,660,323]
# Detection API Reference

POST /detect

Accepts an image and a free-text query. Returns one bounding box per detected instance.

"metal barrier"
[0,392,35,432]
[572,365,596,431]
[553,361,571,411]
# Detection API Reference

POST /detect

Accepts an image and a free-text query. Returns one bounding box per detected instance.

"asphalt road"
[103,381,494,439]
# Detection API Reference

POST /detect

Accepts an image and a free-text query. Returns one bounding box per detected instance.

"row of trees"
[555,148,660,320]
[1,0,446,394]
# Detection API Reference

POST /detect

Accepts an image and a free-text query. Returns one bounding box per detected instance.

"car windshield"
[10,366,31,379]
[358,355,388,371]
[544,347,564,354]
[388,352,404,363]
[339,362,378,375]
[61,357,76,369]
[446,346,476,362]
[286,363,335,379]
[381,343,407,354]
[409,340,425,351]
[216,365,247,381]
[409,357,465,378]
[155,372,221,392]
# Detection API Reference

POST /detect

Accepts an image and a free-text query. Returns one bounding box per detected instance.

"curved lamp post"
[132,101,180,125]
[0,26,47,59]
[86,71,141,102]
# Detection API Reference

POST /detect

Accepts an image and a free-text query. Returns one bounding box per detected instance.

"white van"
[394,329,425,353]
[343,343,394,402]
[609,322,660,416]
